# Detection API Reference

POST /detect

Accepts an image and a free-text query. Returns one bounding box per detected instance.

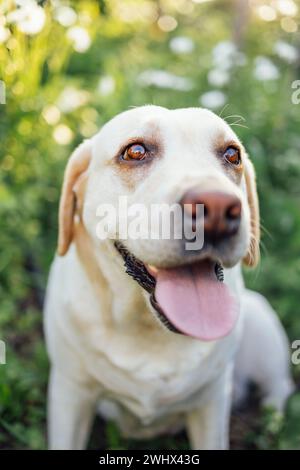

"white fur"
[44,106,293,449]
[234,290,294,411]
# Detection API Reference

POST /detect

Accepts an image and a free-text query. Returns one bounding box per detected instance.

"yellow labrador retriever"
[44,106,293,449]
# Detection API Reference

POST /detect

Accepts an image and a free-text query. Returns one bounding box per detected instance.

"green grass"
[1,0,300,450]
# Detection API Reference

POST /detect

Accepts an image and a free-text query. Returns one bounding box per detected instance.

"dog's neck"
[73,219,160,332]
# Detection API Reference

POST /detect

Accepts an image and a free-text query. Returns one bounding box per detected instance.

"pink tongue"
[155,261,238,341]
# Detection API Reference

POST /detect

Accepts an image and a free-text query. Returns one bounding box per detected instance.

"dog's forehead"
[93,106,237,152]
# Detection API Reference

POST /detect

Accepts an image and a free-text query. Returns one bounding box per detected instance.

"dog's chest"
[84,329,234,422]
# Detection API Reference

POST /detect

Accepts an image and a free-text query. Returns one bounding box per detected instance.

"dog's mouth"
[115,242,238,341]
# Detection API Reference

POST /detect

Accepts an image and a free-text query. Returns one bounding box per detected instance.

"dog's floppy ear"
[243,156,260,267]
[57,140,92,256]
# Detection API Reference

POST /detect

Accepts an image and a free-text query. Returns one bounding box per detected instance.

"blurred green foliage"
[0,0,300,450]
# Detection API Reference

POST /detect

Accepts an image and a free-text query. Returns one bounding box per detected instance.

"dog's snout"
[180,190,241,240]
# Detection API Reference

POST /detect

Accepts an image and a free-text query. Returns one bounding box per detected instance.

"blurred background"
[0,0,300,450]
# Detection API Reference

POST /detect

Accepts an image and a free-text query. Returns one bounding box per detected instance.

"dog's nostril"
[181,191,241,236]
[226,202,241,221]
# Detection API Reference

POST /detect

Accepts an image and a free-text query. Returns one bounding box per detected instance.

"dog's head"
[57,105,260,341]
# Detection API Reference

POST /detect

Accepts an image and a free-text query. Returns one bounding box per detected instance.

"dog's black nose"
[180,190,241,241]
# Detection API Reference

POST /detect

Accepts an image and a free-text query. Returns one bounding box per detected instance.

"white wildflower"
[169,36,194,54]
[137,70,193,91]
[274,40,298,63]
[57,87,90,113]
[7,0,46,35]
[54,6,77,27]
[254,56,280,81]
[207,69,230,87]
[200,90,226,109]
[98,76,115,96]
[67,26,91,53]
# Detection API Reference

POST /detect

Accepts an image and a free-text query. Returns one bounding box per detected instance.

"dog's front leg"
[186,366,233,450]
[48,368,99,450]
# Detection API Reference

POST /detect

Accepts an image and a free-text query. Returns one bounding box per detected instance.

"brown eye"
[123,144,147,161]
[223,146,241,165]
